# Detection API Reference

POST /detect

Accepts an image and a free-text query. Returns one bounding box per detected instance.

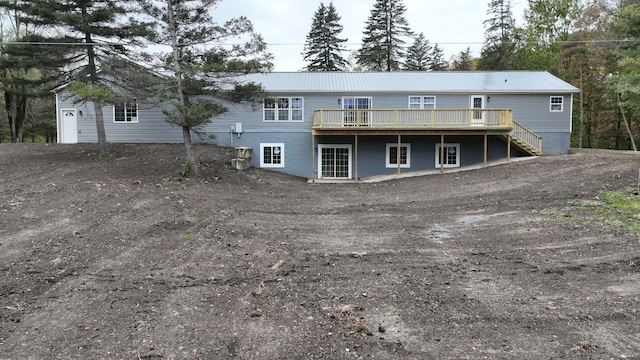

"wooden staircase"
[502,120,543,156]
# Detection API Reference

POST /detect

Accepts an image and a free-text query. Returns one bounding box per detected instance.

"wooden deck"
[312,109,513,131]
[312,109,542,156]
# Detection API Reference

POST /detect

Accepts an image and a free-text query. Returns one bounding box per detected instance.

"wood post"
[397,134,401,175]
[440,134,444,173]
[355,134,359,180]
[484,133,488,167]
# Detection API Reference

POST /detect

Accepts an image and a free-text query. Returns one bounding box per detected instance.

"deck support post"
[355,134,359,181]
[440,134,444,174]
[484,133,488,167]
[507,135,511,162]
[397,134,401,175]
[312,133,316,178]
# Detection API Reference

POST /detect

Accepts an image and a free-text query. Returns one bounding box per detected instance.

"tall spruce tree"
[303,2,348,71]
[0,0,153,154]
[404,32,432,71]
[357,0,413,71]
[478,0,517,70]
[138,0,272,177]
[430,43,448,71]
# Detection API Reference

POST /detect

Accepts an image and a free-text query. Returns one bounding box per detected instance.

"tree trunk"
[83,2,108,155]
[93,99,108,154]
[5,92,16,143]
[14,94,26,143]
[182,126,199,177]
[617,93,638,152]
[578,63,584,148]
[168,0,200,177]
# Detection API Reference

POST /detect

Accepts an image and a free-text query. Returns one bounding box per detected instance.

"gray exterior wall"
[56,90,184,143]
[57,88,573,178]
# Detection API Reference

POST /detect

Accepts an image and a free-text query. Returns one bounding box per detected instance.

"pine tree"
[303,2,348,71]
[451,47,474,71]
[404,33,432,71]
[138,0,273,177]
[357,0,413,71]
[0,34,68,142]
[429,43,448,71]
[0,0,154,154]
[478,0,517,70]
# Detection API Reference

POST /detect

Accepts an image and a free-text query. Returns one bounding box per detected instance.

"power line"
[0,39,636,47]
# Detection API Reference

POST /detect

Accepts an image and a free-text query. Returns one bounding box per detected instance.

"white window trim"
[435,143,461,168]
[263,97,304,122]
[342,96,373,109]
[408,96,436,109]
[385,143,411,168]
[318,144,352,180]
[113,99,138,123]
[260,143,285,168]
[550,96,564,112]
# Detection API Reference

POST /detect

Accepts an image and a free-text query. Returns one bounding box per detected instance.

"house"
[55,71,579,180]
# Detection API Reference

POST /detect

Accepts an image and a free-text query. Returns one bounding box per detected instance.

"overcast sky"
[214,0,528,71]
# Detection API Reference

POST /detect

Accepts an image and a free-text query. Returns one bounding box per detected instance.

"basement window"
[435,143,460,168]
[260,143,285,168]
[386,143,411,168]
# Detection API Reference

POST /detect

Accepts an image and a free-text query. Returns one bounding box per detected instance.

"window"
[435,143,460,168]
[260,143,284,168]
[550,96,563,112]
[408,96,436,109]
[264,97,303,122]
[114,100,138,123]
[386,143,411,168]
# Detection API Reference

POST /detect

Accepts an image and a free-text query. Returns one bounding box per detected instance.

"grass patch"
[556,187,640,236]
[599,187,640,234]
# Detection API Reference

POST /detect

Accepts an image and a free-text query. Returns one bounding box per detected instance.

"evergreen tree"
[357,0,413,71]
[0,34,68,142]
[478,0,517,70]
[451,47,474,71]
[0,0,154,154]
[303,2,348,71]
[404,32,432,71]
[429,43,448,71]
[138,0,272,177]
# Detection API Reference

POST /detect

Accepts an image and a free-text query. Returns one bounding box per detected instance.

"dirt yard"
[0,143,639,360]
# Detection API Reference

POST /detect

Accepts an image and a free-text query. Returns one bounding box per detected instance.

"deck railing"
[512,120,543,155]
[312,109,513,129]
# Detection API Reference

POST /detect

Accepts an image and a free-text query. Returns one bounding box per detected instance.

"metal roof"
[242,71,579,94]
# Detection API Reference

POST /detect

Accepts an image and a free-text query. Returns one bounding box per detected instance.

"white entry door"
[61,109,78,143]
[471,95,485,125]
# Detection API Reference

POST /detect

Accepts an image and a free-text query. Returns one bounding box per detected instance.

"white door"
[318,144,352,179]
[471,95,485,125]
[342,97,372,126]
[61,109,78,143]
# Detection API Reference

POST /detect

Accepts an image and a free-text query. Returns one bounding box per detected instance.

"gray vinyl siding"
[313,134,525,178]
[57,82,573,177]
[57,90,184,143]
[207,131,312,178]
